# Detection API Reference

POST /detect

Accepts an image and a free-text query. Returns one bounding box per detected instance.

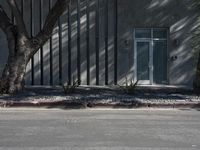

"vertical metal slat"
[40,0,44,85]
[58,17,63,85]
[86,0,90,85]
[77,0,81,85]
[11,12,14,24]
[68,2,72,85]
[49,0,53,85]
[21,0,24,16]
[95,0,100,85]
[114,0,118,85]
[104,0,108,85]
[31,0,35,85]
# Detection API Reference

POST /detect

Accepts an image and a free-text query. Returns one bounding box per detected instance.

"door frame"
[133,28,169,85]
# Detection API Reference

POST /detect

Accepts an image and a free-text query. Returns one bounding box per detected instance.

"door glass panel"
[153,29,167,39]
[153,41,167,84]
[137,42,150,80]
[135,29,151,38]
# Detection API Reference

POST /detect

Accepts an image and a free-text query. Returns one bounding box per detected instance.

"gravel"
[0,86,199,104]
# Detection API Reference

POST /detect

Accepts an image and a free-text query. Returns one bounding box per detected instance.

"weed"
[62,79,80,94]
[118,77,138,95]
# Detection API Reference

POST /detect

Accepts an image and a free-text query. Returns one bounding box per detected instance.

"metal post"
[31,0,35,85]
[86,0,90,85]
[77,0,81,85]
[49,0,53,85]
[105,0,108,85]
[21,0,24,16]
[114,0,118,85]
[68,1,72,85]
[58,17,63,85]
[40,0,44,85]
[95,0,100,85]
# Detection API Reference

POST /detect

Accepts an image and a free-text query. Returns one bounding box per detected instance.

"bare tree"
[0,0,69,94]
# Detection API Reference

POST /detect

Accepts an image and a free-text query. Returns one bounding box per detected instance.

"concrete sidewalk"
[0,86,200,109]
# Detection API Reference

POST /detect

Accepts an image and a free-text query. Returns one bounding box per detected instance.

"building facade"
[0,0,198,87]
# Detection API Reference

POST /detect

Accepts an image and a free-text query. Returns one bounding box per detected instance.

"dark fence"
[14,0,118,86]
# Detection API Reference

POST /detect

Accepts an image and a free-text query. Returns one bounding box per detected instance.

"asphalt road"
[0,108,200,150]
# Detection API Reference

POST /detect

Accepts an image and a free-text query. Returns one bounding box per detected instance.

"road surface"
[0,108,200,150]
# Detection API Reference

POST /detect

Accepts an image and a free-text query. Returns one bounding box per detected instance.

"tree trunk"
[0,25,33,94]
[7,55,27,93]
[0,0,70,94]
[1,44,31,94]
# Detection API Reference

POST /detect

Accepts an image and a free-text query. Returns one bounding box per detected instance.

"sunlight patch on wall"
[147,0,172,9]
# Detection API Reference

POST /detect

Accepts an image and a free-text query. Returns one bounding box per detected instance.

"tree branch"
[0,4,17,80]
[32,0,70,53]
[0,4,16,55]
[7,0,29,38]
[0,5,13,34]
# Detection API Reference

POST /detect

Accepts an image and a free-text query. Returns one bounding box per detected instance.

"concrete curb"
[0,100,200,109]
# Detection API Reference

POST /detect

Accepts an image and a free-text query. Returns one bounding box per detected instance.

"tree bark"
[0,0,70,94]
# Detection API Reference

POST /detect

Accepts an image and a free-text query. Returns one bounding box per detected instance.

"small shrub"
[118,77,138,95]
[62,79,80,95]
